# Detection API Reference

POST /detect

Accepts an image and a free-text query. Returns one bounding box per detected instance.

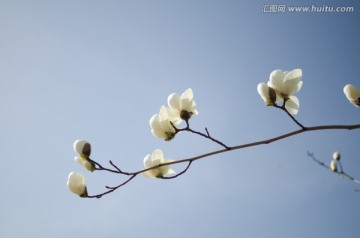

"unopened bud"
[74,140,91,158]
[332,151,341,161]
[330,160,337,172]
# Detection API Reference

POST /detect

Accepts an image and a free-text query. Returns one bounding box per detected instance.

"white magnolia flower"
[332,151,341,161]
[143,149,175,178]
[150,106,177,141]
[67,172,87,197]
[74,156,95,172]
[167,88,199,123]
[343,84,360,107]
[267,69,303,115]
[257,83,279,106]
[73,139,91,158]
[330,160,337,172]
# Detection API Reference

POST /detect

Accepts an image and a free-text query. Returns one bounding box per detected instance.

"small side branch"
[160,161,193,179]
[171,121,231,150]
[90,158,132,175]
[86,174,137,199]
[307,151,360,190]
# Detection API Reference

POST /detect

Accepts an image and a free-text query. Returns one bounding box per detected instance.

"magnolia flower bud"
[343,84,360,107]
[67,172,88,197]
[332,151,341,161]
[330,160,337,172]
[73,140,91,158]
[257,83,277,106]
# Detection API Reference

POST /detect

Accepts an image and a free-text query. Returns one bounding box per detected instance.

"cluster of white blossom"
[67,70,360,197]
[150,88,198,141]
[144,88,198,177]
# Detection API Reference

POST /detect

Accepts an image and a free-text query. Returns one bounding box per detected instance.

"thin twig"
[307,151,360,190]
[160,161,193,179]
[86,174,137,199]
[205,127,210,137]
[172,120,231,150]
[273,102,306,129]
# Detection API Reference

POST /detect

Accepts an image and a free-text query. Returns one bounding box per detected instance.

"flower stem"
[273,102,306,129]
[171,120,231,150]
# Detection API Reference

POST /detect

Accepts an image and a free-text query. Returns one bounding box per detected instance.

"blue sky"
[0,1,359,237]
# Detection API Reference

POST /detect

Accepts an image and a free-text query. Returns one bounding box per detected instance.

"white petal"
[152,149,165,163]
[284,69,302,82]
[143,154,153,168]
[161,165,175,176]
[159,106,178,125]
[285,96,300,115]
[257,83,270,104]
[181,98,194,112]
[144,149,165,169]
[167,93,181,111]
[181,88,194,101]
[150,114,164,139]
[283,77,303,96]
[142,170,156,178]
[73,140,89,155]
[159,106,171,119]
[268,69,285,92]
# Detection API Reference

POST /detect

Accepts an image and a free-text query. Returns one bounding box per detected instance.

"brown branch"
[85,123,360,198]
[137,123,360,173]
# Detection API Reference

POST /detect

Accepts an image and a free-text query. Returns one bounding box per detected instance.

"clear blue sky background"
[1,1,359,237]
